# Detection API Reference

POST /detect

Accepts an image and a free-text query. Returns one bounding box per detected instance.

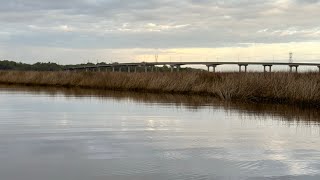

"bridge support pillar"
[134,66,137,73]
[119,67,122,72]
[212,65,216,73]
[263,65,272,73]
[318,66,320,73]
[239,65,248,72]
[170,65,174,72]
[289,65,299,73]
[112,67,115,72]
[177,65,180,72]
[206,65,217,72]
[151,66,154,72]
[145,66,148,73]
[86,68,88,72]
[128,66,130,73]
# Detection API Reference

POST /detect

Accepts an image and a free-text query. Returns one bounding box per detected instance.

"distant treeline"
[0,60,58,71]
[0,60,98,71]
[0,60,199,72]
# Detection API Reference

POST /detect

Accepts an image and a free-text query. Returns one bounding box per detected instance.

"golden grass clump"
[0,71,319,106]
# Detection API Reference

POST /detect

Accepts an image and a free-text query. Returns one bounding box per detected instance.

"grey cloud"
[0,0,319,49]
[294,0,320,4]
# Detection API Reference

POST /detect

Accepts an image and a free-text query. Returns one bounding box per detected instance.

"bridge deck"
[68,61,320,70]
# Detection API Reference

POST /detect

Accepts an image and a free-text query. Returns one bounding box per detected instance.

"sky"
[0,0,320,64]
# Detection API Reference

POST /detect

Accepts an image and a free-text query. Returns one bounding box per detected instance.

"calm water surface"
[0,86,320,180]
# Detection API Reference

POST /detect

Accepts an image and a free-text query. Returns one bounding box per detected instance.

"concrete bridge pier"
[263,65,272,73]
[170,65,180,72]
[239,64,248,72]
[119,67,122,72]
[212,65,217,73]
[289,65,299,73]
[127,66,131,73]
[144,66,148,73]
[206,65,218,73]
[134,66,137,73]
[207,65,211,72]
[151,66,154,72]
[176,65,181,72]
[170,65,174,72]
[112,66,115,72]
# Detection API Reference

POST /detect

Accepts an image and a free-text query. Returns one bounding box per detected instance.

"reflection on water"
[0,85,320,180]
[2,85,320,123]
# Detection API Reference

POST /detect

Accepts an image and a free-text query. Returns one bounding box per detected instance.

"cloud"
[1,1,320,46]
[0,0,319,63]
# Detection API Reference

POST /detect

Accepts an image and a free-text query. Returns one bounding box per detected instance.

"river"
[0,86,319,180]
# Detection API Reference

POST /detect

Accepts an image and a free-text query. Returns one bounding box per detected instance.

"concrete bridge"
[67,62,320,73]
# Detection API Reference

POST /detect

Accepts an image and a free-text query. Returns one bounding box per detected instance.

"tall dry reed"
[0,71,319,106]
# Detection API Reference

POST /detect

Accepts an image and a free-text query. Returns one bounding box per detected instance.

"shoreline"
[0,71,319,108]
[1,84,319,122]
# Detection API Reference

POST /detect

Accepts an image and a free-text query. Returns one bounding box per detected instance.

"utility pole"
[155,54,158,63]
[273,55,275,63]
[289,52,293,64]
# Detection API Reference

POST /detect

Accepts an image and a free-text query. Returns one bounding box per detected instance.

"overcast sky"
[0,0,319,64]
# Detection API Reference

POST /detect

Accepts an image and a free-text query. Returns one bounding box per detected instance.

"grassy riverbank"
[0,71,319,107]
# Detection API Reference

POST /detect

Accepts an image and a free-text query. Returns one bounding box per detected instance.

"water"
[0,86,320,180]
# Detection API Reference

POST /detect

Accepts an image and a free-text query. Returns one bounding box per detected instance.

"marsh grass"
[0,71,319,107]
